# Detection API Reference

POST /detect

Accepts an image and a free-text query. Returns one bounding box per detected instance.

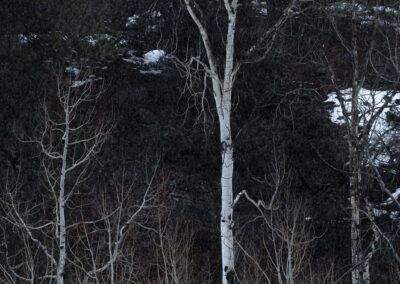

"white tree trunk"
[350,176,361,284]
[5,75,108,282]
[219,114,235,284]
[57,108,70,284]
[184,1,238,283]
[350,39,362,283]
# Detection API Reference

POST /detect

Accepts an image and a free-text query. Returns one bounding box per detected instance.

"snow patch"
[380,188,400,206]
[143,50,166,64]
[66,67,79,76]
[84,34,112,46]
[118,39,128,46]
[151,11,162,18]
[371,188,400,220]
[126,15,140,27]
[72,80,89,88]
[251,0,268,15]
[126,11,161,27]
[71,77,103,88]
[122,49,166,75]
[139,70,162,75]
[326,88,400,164]
[389,211,400,220]
[373,208,388,217]
[123,49,165,65]
[18,33,38,44]
[327,3,400,28]
[373,208,400,220]
[85,36,97,46]
[18,34,28,44]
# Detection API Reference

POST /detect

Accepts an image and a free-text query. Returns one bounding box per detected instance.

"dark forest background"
[1,0,400,283]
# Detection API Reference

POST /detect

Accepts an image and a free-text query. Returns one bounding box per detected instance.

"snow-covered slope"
[326,88,400,164]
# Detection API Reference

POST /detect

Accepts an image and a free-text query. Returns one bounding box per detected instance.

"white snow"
[260,8,268,15]
[72,80,88,88]
[66,67,79,76]
[373,208,388,217]
[18,33,38,44]
[84,34,112,46]
[389,211,400,220]
[139,70,163,75]
[372,188,400,220]
[326,88,400,164]
[122,49,166,75]
[123,49,165,65]
[373,208,400,220]
[18,34,28,44]
[327,3,399,27]
[143,50,166,64]
[251,0,268,15]
[126,15,140,27]
[71,77,103,88]
[118,39,128,46]
[151,11,162,18]
[126,11,161,27]
[329,2,398,16]
[85,35,97,46]
[380,188,400,206]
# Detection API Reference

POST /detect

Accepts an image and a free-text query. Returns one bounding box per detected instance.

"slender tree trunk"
[219,113,234,284]
[57,109,69,284]
[184,1,238,283]
[349,142,361,284]
[350,56,362,283]
[57,108,70,284]
[349,3,363,277]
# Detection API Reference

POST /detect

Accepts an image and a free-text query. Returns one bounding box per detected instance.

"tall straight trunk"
[184,1,238,283]
[350,60,362,284]
[349,142,361,284]
[328,2,380,281]
[219,113,234,284]
[57,107,70,284]
[350,4,363,278]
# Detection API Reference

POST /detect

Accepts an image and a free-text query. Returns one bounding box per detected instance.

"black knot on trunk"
[226,270,235,284]
[221,141,232,152]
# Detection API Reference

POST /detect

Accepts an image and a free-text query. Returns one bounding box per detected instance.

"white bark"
[184,1,238,283]
[326,5,379,281]
[4,74,107,282]
[56,104,70,284]
[220,121,234,284]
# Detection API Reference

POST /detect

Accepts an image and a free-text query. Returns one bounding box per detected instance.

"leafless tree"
[323,1,400,282]
[1,71,109,284]
[177,1,297,282]
[79,163,157,284]
[152,206,195,284]
[234,155,315,284]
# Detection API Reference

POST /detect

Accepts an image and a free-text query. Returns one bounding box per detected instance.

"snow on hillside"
[84,34,112,46]
[122,49,166,75]
[143,50,166,64]
[70,75,103,88]
[251,0,268,15]
[327,89,400,218]
[372,188,400,220]
[326,88,400,164]
[126,15,140,27]
[125,11,162,27]
[328,2,399,27]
